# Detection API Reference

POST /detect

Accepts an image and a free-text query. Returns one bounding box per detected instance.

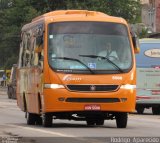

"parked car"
[7,64,17,99]
[136,38,160,114]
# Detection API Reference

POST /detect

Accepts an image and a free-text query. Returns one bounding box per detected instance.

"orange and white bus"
[16,10,139,128]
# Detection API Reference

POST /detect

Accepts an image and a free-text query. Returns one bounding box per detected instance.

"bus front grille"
[66,85,119,92]
[65,98,120,103]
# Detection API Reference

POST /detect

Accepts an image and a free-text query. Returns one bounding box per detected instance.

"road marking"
[6,124,106,143]
[7,124,76,137]
[5,124,108,143]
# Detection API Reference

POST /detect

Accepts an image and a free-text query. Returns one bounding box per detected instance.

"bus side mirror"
[132,33,140,54]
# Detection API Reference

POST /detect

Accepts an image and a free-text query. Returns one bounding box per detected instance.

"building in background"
[155,0,160,32]
[141,0,160,33]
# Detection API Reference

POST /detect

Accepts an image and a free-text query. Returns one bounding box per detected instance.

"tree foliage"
[0,0,141,69]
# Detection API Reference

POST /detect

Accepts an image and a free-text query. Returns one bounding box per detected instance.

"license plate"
[84,104,101,111]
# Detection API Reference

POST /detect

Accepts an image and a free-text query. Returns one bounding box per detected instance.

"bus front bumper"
[41,88,136,113]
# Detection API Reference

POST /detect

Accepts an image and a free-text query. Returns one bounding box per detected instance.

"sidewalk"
[0,87,7,95]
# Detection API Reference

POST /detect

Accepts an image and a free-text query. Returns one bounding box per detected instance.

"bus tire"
[42,113,52,127]
[35,115,42,125]
[26,112,36,125]
[116,112,128,128]
[152,106,160,115]
[136,106,144,114]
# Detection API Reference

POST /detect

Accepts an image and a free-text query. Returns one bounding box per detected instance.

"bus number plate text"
[84,104,101,111]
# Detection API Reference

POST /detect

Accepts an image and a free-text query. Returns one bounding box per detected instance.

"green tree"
[28,0,141,23]
[40,0,141,23]
[0,0,39,69]
[0,0,141,69]
[103,0,141,23]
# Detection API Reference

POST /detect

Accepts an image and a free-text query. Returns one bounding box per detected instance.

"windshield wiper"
[79,54,123,73]
[51,57,95,74]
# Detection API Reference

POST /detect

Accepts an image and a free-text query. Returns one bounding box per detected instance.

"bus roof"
[32,10,125,22]
[22,10,127,31]
[31,10,107,22]
[139,38,160,44]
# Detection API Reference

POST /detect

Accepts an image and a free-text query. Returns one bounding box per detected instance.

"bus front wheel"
[42,113,52,127]
[26,112,36,125]
[116,112,128,128]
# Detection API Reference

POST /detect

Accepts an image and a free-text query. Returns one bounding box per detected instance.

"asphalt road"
[0,87,160,143]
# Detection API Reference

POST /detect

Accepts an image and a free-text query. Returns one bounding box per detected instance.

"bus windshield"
[48,21,132,74]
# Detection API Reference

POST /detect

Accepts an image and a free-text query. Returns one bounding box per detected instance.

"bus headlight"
[120,84,136,90]
[44,84,65,89]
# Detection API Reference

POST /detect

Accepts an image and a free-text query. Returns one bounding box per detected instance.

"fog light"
[58,97,65,101]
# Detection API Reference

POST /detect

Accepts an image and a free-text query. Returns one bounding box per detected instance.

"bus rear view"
[16,10,139,128]
[136,38,160,114]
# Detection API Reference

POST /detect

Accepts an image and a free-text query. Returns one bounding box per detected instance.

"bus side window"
[32,37,39,66]
[30,38,36,66]
[20,33,27,67]
[24,33,31,67]
[32,36,44,68]
[18,43,23,68]
[38,36,44,69]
